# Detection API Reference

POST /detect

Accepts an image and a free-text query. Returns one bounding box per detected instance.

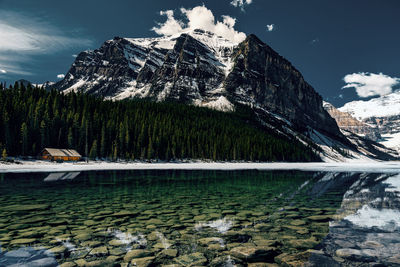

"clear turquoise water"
[0,170,396,266]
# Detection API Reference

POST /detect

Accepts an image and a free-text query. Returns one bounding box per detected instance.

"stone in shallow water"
[89,246,108,256]
[193,215,207,221]
[174,252,207,266]
[109,239,126,246]
[287,237,319,249]
[49,245,67,255]
[254,223,273,231]
[222,210,236,215]
[75,259,108,267]
[130,256,156,267]
[290,219,306,226]
[229,246,279,263]
[109,247,126,256]
[18,231,43,238]
[275,251,312,266]
[19,216,48,224]
[106,255,121,262]
[113,210,139,217]
[81,240,101,248]
[210,255,244,267]
[83,220,97,226]
[73,233,92,241]
[147,218,163,225]
[147,231,159,241]
[124,249,153,262]
[154,248,178,263]
[208,243,225,251]
[9,238,36,245]
[198,237,223,246]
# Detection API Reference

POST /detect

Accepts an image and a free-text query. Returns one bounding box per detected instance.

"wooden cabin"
[40,148,82,162]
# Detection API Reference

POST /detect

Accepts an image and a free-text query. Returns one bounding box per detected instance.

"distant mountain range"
[43,29,398,161]
[336,91,400,150]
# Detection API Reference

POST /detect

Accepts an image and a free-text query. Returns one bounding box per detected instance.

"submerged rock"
[229,246,279,263]
[124,249,153,262]
[130,256,156,267]
[174,252,207,266]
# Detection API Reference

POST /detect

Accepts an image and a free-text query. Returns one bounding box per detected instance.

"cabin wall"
[40,151,81,161]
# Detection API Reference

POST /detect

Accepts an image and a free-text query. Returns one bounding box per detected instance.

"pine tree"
[21,122,28,156]
[89,140,98,159]
[1,148,7,160]
[67,127,74,148]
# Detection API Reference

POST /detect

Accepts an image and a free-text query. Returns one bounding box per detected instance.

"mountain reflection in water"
[308,172,400,267]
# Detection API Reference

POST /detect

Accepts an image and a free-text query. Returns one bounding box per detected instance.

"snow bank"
[1,160,400,173]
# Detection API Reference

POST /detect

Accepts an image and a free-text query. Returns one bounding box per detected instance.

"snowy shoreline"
[1,160,400,173]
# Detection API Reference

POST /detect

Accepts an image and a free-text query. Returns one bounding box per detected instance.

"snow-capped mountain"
[57,29,237,111]
[339,91,400,149]
[323,101,381,141]
[51,29,399,161]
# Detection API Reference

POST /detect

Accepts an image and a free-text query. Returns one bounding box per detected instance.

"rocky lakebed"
[0,170,399,266]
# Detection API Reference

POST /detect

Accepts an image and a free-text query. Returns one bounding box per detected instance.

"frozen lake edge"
[1,160,400,173]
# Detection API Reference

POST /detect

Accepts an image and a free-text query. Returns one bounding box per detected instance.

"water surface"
[0,170,399,266]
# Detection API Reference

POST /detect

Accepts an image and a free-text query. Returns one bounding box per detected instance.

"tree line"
[0,82,320,162]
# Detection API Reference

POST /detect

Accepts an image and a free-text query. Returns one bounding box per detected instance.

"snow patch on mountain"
[339,90,400,120]
[195,96,234,112]
[64,79,87,94]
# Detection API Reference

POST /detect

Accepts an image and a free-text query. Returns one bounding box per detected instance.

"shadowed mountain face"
[53,30,342,140]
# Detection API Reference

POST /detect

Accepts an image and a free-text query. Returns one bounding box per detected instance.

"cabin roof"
[43,148,81,157]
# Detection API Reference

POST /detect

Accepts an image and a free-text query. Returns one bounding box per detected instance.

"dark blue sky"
[0,0,399,106]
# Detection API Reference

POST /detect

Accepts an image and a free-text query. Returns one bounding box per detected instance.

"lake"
[0,170,399,266]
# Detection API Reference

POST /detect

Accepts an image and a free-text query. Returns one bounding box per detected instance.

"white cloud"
[152,5,246,43]
[230,0,253,11]
[343,72,400,98]
[57,74,65,79]
[0,69,6,74]
[0,10,92,75]
[266,24,274,32]
[153,10,184,36]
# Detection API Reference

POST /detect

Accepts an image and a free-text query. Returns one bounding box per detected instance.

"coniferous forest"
[0,82,320,162]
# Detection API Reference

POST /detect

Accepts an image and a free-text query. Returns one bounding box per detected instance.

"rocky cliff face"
[225,35,341,137]
[54,30,342,140]
[323,102,381,141]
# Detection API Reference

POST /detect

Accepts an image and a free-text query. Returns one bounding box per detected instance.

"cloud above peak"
[152,5,246,43]
[343,72,400,98]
